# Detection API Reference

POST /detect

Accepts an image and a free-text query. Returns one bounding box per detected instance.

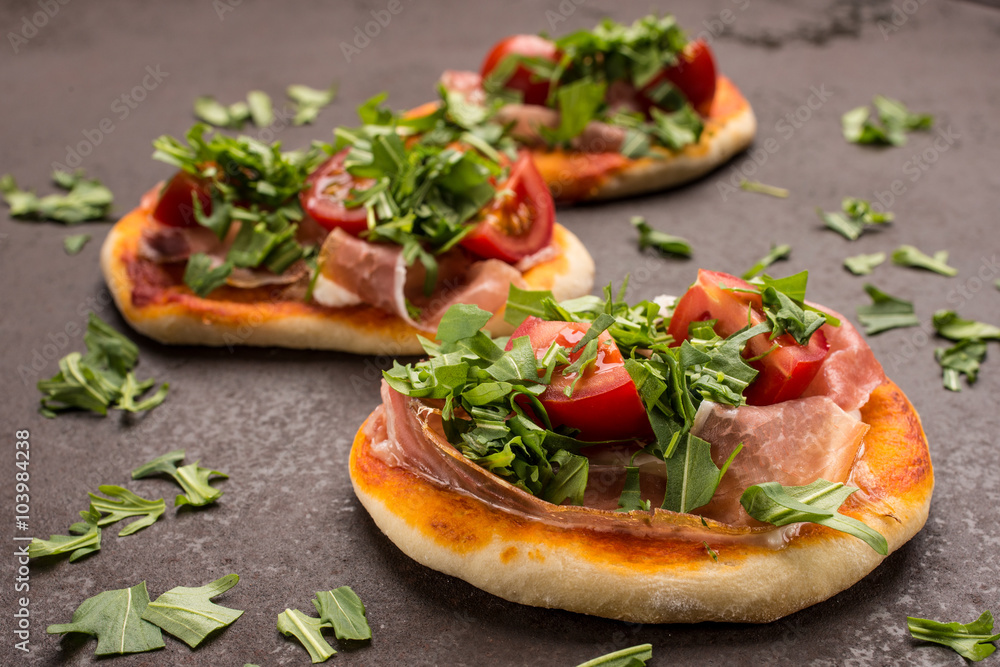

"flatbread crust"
[100,201,594,355]
[531,77,757,202]
[350,380,932,623]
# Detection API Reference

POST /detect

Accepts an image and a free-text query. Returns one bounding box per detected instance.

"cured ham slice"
[801,306,885,413]
[691,396,868,526]
[139,221,226,263]
[316,227,527,331]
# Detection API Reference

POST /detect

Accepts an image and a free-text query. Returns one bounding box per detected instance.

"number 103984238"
[15,430,30,531]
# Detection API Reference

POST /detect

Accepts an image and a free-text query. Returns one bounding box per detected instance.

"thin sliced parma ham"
[367,381,794,548]
[315,227,527,331]
[801,306,885,412]
[691,396,868,526]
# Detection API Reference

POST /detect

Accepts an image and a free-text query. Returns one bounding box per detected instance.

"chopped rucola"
[892,244,957,276]
[935,340,986,392]
[908,610,999,662]
[743,243,791,280]
[932,310,1000,341]
[89,485,165,536]
[844,252,886,276]
[855,283,919,335]
[739,179,789,198]
[37,313,168,417]
[47,582,164,656]
[29,505,102,562]
[141,575,244,648]
[132,450,228,507]
[1,169,113,224]
[280,586,372,663]
[818,197,893,241]
[385,273,839,515]
[632,216,692,258]
[575,643,653,667]
[842,95,933,146]
[63,233,91,255]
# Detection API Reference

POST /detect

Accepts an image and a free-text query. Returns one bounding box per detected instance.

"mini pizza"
[101,98,594,355]
[437,14,757,202]
[350,269,933,623]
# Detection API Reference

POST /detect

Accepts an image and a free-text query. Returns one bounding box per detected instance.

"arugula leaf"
[312,587,371,642]
[844,252,886,276]
[760,286,825,345]
[740,479,888,554]
[908,610,999,662]
[842,96,932,146]
[288,83,338,125]
[742,244,791,280]
[183,253,232,297]
[543,450,589,506]
[29,504,102,562]
[246,90,274,127]
[194,96,239,128]
[632,216,691,258]
[47,581,164,656]
[541,78,606,144]
[617,466,650,512]
[1,170,113,224]
[89,485,165,537]
[855,284,919,335]
[818,197,893,241]
[131,450,227,507]
[663,434,739,514]
[936,340,987,391]
[63,233,91,255]
[575,643,653,667]
[892,245,958,276]
[141,574,243,648]
[933,310,1000,341]
[739,179,789,198]
[37,313,168,417]
[277,609,336,663]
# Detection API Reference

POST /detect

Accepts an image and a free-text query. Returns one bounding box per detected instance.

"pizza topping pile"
[373,269,890,550]
[136,91,557,322]
[444,14,718,159]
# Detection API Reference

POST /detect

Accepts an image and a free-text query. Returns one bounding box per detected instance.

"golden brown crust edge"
[100,207,594,355]
[349,380,933,623]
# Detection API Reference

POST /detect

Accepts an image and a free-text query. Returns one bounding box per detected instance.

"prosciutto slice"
[368,381,794,548]
[316,227,527,331]
[801,306,885,412]
[691,397,868,526]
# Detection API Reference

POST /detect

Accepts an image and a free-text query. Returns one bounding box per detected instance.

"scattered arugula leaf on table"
[278,609,336,663]
[741,479,888,554]
[932,310,1000,341]
[312,587,372,642]
[842,95,933,146]
[36,313,168,417]
[855,283,919,335]
[63,233,91,255]
[575,643,653,667]
[844,252,886,276]
[287,83,338,125]
[29,505,102,562]
[1,170,113,224]
[908,610,999,662]
[892,245,958,276]
[818,197,893,241]
[935,340,987,391]
[88,485,165,536]
[47,581,165,656]
[246,89,274,127]
[141,574,244,648]
[632,216,692,258]
[132,450,227,507]
[739,179,789,198]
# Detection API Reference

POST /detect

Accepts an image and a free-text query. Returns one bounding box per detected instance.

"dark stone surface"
[1,1,998,665]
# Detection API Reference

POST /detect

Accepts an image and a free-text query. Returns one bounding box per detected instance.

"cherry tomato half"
[300,149,374,235]
[459,151,554,263]
[480,35,560,106]
[151,170,213,228]
[639,39,717,117]
[506,317,651,442]
[667,270,829,406]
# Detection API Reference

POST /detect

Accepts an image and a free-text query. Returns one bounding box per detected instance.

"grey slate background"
[1,0,998,665]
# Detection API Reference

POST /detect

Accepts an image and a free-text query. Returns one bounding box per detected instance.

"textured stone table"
[1,1,997,665]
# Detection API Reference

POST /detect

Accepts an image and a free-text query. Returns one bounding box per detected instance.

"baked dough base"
[100,203,594,355]
[350,381,932,623]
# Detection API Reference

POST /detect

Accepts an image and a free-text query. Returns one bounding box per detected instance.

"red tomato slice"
[506,317,650,442]
[480,35,560,106]
[300,149,374,235]
[667,270,829,406]
[151,170,212,228]
[639,39,717,116]
[459,151,554,263]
